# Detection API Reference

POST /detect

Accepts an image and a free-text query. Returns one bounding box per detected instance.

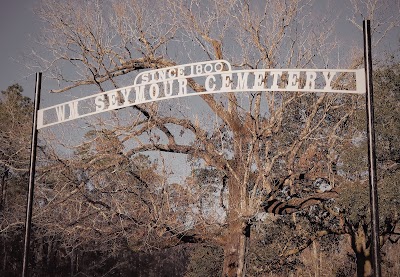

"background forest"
[1,0,399,276]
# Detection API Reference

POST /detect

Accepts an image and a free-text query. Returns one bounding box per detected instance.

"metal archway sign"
[37,59,366,129]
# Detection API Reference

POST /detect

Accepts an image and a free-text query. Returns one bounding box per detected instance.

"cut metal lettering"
[38,60,366,129]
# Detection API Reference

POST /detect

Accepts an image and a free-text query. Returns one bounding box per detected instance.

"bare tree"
[0,84,33,274]
[28,0,399,276]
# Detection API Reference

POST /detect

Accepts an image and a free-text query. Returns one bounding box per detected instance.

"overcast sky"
[0,0,40,98]
[0,0,398,101]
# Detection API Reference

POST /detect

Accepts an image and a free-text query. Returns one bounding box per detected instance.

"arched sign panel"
[37,60,365,129]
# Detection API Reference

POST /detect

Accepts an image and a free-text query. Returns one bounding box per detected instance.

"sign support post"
[22,72,42,277]
[363,20,381,277]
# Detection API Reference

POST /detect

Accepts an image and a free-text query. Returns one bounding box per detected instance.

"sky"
[0,0,41,98]
[0,0,398,101]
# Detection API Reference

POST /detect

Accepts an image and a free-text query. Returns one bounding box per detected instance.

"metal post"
[22,72,42,277]
[363,20,381,277]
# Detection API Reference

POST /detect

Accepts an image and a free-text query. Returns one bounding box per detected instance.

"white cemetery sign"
[37,60,366,129]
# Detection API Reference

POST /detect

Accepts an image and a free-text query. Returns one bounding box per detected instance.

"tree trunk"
[0,169,8,211]
[313,240,320,277]
[222,175,250,277]
[355,250,372,277]
[2,235,6,272]
[222,220,250,277]
[350,225,372,277]
[70,248,75,277]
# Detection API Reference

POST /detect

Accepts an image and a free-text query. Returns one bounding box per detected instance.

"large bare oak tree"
[27,0,399,276]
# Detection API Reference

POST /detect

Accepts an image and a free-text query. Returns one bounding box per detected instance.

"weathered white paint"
[37,60,366,129]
